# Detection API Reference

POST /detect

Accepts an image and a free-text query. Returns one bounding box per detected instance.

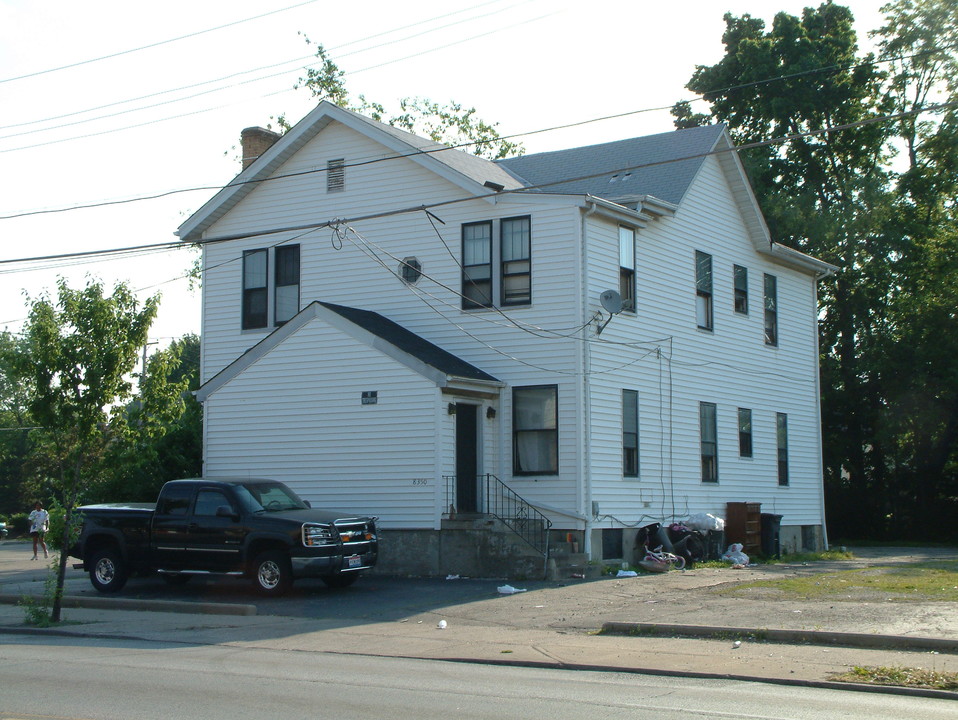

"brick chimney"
[240,126,281,170]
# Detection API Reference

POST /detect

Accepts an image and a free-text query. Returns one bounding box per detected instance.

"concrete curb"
[600,621,958,653]
[425,655,958,701]
[0,593,257,616]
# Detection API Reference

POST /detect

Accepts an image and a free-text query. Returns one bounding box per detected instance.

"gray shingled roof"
[497,124,726,206]
[319,302,499,383]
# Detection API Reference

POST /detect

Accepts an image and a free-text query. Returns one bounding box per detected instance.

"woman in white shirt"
[28,501,49,560]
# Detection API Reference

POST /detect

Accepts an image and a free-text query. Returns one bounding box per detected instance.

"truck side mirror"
[215,505,239,521]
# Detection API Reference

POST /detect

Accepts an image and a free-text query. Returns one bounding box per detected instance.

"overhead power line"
[1,98,953,270]
[0,0,529,138]
[0,0,321,85]
[0,1,549,155]
[3,38,952,216]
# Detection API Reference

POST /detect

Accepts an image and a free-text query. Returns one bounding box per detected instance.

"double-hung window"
[513,385,558,475]
[242,249,268,330]
[695,251,713,330]
[462,221,493,309]
[242,244,301,330]
[738,407,753,458]
[764,273,778,346]
[623,390,639,477]
[777,413,789,485]
[501,216,531,305]
[274,245,300,326]
[700,402,718,482]
[734,265,748,314]
[619,227,636,312]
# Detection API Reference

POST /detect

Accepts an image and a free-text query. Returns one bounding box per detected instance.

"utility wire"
[0,1,321,85]
[0,0,530,138]
[1,98,955,267]
[0,4,553,156]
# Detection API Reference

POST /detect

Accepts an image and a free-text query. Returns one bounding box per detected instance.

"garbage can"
[760,513,783,558]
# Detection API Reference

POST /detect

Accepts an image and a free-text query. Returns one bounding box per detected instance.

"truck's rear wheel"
[251,551,292,596]
[89,547,128,593]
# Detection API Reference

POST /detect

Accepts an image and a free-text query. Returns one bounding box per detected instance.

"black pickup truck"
[70,478,378,596]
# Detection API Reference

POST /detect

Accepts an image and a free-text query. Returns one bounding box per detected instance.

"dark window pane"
[513,386,558,474]
[274,245,300,325]
[738,408,753,458]
[734,265,748,314]
[463,222,493,309]
[700,402,718,482]
[623,390,639,477]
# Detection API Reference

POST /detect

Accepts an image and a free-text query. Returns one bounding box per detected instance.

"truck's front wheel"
[89,547,128,594]
[251,551,292,596]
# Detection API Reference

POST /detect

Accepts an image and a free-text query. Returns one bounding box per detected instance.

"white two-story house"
[177,101,834,576]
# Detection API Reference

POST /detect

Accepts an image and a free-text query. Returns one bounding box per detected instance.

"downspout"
[813,270,832,550]
[580,201,598,558]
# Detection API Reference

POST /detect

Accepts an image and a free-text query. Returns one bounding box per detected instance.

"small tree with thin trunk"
[7,278,158,622]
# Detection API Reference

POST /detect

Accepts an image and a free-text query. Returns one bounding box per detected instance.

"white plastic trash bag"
[616,569,638,577]
[685,513,725,532]
[721,542,749,565]
[497,584,527,594]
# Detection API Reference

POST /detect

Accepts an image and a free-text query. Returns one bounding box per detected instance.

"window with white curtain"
[513,386,558,475]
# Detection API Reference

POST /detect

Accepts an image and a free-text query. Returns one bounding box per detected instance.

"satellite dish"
[599,290,623,315]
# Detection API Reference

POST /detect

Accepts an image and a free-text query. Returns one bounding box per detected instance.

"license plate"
[346,554,362,568]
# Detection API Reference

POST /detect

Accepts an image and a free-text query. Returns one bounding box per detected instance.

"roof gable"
[177,101,522,244]
[195,301,500,402]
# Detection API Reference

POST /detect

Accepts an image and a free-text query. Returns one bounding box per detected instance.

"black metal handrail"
[443,474,552,561]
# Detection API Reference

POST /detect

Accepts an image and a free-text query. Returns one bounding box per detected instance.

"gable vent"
[327,158,345,193]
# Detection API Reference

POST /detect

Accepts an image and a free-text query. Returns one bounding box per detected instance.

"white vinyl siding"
[199,118,825,533]
[582,154,825,527]
[204,318,440,529]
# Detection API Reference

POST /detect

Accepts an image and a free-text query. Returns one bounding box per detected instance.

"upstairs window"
[242,245,300,331]
[695,251,713,330]
[700,401,718,482]
[764,273,778,346]
[734,265,748,314]
[623,389,639,477]
[777,413,789,485]
[501,216,531,305]
[462,221,493,309]
[738,407,753,458]
[274,244,300,326]
[327,158,345,192]
[242,249,268,330]
[619,227,636,312]
[513,385,558,475]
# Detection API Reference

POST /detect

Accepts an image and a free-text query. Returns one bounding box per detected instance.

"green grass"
[720,561,958,601]
[830,665,958,691]
[761,549,855,563]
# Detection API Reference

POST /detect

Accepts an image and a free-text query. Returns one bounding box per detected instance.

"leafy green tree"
[0,331,34,516]
[93,334,202,502]
[7,279,159,622]
[272,35,523,159]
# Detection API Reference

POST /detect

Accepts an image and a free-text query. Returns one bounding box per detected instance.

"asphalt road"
[3,635,957,720]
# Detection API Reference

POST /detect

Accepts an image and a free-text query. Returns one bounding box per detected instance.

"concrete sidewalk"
[1,542,956,698]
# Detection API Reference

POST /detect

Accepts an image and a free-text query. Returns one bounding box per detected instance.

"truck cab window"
[156,485,193,515]
[194,490,233,516]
